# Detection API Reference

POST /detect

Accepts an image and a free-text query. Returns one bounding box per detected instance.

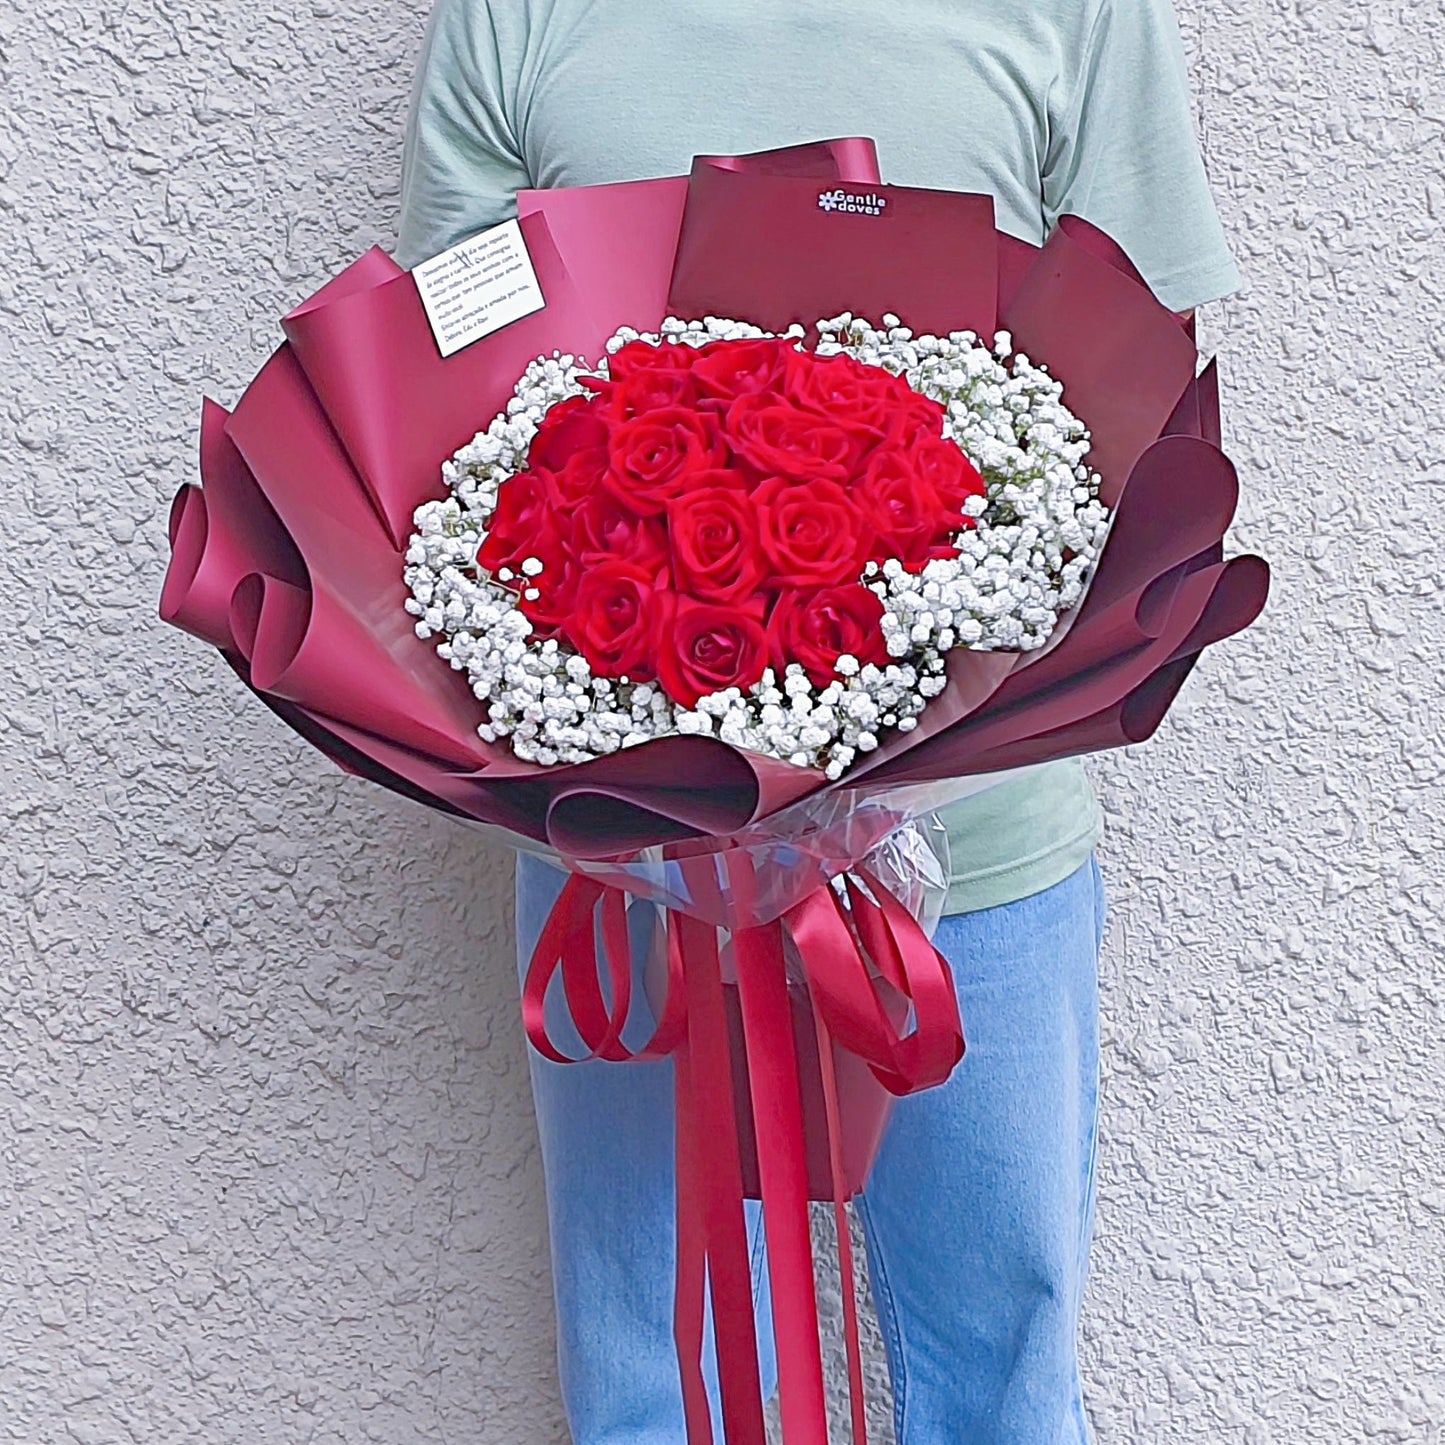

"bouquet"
[159,138,1267,1445]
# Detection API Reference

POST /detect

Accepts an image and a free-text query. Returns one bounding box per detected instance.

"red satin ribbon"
[787,870,964,1095]
[522,871,687,1063]
[522,859,965,1444]
[814,986,869,1445]
[732,902,829,1438]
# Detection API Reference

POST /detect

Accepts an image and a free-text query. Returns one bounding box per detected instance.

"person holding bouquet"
[395,3,1241,1440]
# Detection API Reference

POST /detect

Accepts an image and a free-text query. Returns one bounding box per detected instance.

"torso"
[505,0,1086,243]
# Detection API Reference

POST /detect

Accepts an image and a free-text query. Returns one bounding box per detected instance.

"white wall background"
[2,2,1441,1441]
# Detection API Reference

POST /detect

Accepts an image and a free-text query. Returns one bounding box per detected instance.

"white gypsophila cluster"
[404,315,1109,778]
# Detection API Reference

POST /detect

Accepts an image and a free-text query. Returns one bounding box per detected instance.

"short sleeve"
[1042,0,1242,312]
[395,0,532,270]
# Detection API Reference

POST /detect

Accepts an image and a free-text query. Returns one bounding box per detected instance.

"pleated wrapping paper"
[159,139,1268,1444]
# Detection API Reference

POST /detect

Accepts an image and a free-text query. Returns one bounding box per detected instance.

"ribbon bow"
[522,852,965,1445]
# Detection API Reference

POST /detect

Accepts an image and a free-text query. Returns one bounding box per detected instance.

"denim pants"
[514,850,1106,1444]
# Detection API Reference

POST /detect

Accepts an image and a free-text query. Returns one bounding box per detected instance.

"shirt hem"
[941,809,1104,917]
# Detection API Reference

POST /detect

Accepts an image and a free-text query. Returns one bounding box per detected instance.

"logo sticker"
[817,188,889,217]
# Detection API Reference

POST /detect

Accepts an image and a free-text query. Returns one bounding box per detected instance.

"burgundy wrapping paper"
[160,400,303,651]
[670,163,999,340]
[161,205,1263,851]
[516,136,884,343]
[281,213,597,550]
[159,139,1268,1445]
[1000,215,1199,501]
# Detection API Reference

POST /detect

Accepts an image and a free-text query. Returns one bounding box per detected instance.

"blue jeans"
[515,851,1106,1444]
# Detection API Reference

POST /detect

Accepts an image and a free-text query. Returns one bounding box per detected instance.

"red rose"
[657,599,770,707]
[782,348,914,442]
[606,339,697,380]
[909,436,986,516]
[572,491,670,574]
[567,560,666,680]
[690,338,790,404]
[753,476,871,587]
[528,395,610,471]
[596,365,700,420]
[549,444,611,504]
[604,406,729,514]
[477,467,568,577]
[517,540,582,641]
[854,450,958,568]
[675,467,751,493]
[883,391,950,450]
[667,486,766,603]
[768,585,891,686]
[723,391,871,484]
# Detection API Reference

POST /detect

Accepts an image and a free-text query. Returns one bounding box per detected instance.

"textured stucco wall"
[1,2,1441,1442]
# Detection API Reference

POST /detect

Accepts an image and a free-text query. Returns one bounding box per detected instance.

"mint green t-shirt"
[395,0,1241,915]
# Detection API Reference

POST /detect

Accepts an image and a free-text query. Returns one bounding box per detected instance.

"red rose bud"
[723,391,870,485]
[768,585,891,687]
[604,406,729,514]
[551,443,612,505]
[567,560,666,681]
[657,598,769,708]
[855,450,958,568]
[667,486,767,604]
[883,391,951,448]
[517,543,582,641]
[753,476,871,587]
[598,365,700,419]
[909,435,986,516]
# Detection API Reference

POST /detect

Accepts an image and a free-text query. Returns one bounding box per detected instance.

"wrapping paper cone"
[220,346,492,769]
[159,401,303,651]
[1000,214,1198,502]
[726,978,903,1201]
[280,215,596,549]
